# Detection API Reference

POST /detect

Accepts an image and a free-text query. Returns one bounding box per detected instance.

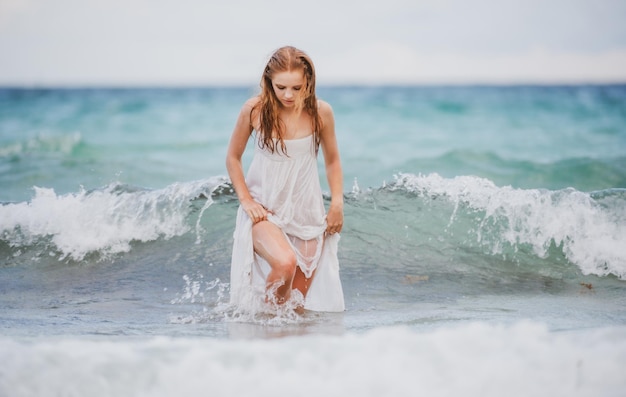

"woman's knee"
[273,251,297,277]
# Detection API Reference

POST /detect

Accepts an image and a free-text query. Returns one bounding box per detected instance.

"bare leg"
[251,221,297,304]
[289,235,323,299]
[292,267,316,298]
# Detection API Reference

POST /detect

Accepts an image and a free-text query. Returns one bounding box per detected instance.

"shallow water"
[1,85,625,396]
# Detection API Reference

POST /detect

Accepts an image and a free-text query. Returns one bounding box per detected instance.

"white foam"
[395,173,626,279]
[1,321,625,397]
[0,132,82,158]
[0,177,227,261]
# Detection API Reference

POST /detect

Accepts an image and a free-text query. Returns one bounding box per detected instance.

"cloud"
[1,0,625,85]
[317,41,626,84]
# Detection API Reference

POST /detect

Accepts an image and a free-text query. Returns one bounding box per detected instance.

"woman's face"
[271,70,305,109]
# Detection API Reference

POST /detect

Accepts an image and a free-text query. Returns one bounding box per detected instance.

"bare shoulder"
[317,99,335,127]
[317,99,336,142]
[242,96,261,113]
[236,96,261,130]
[317,99,334,117]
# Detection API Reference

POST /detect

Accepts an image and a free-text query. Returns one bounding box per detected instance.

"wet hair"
[253,46,323,155]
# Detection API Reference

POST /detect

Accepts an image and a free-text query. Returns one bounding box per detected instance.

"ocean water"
[1,85,625,396]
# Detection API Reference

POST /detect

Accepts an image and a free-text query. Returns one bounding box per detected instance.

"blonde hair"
[253,46,323,155]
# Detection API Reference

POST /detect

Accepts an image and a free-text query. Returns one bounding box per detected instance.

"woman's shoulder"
[238,96,261,126]
[316,99,334,120]
[243,96,261,111]
[317,99,332,112]
[241,96,262,130]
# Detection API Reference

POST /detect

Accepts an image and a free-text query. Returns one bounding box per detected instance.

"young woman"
[225,46,345,312]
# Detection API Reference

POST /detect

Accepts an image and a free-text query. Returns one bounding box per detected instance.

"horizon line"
[1,80,626,90]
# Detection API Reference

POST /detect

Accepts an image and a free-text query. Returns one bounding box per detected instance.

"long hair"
[253,46,323,155]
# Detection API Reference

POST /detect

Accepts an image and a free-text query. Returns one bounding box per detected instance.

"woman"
[225,46,345,312]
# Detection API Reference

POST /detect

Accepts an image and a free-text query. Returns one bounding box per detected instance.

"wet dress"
[229,133,345,312]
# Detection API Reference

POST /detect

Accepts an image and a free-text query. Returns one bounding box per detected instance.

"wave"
[1,173,625,280]
[0,177,228,261]
[0,133,82,159]
[399,150,626,191]
[385,173,626,279]
[2,322,626,397]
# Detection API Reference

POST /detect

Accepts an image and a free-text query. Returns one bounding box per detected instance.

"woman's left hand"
[326,203,344,235]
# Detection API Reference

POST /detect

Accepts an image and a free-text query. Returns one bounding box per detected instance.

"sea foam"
[1,321,625,397]
[393,173,626,279]
[0,177,227,261]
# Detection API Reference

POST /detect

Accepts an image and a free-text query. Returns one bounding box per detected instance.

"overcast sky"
[1,0,626,86]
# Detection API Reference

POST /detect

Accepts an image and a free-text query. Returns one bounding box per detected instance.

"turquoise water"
[1,85,625,396]
[1,86,624,203]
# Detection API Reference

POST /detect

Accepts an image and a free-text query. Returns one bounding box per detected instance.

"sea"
[1,85,625,396]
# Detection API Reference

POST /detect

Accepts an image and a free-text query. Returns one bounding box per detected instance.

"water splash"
[392,173,626,279]
[169,272,310,327]
[0,177,228,261]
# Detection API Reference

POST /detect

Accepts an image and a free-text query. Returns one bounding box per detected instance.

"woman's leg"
[292,267,316,298]
[289,236,321,298]
[251,221,297,304]
[291,237,324,297]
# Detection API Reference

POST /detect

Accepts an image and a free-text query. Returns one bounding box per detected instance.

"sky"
[1,0,626,86]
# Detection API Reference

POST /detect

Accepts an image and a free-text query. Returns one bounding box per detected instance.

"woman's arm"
[318,100,344,234]
[225,97,269,224]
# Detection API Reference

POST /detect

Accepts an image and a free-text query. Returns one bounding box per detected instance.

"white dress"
[229,133,345,312]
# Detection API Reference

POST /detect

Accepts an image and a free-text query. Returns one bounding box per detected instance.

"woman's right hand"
[241,198,270,224]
